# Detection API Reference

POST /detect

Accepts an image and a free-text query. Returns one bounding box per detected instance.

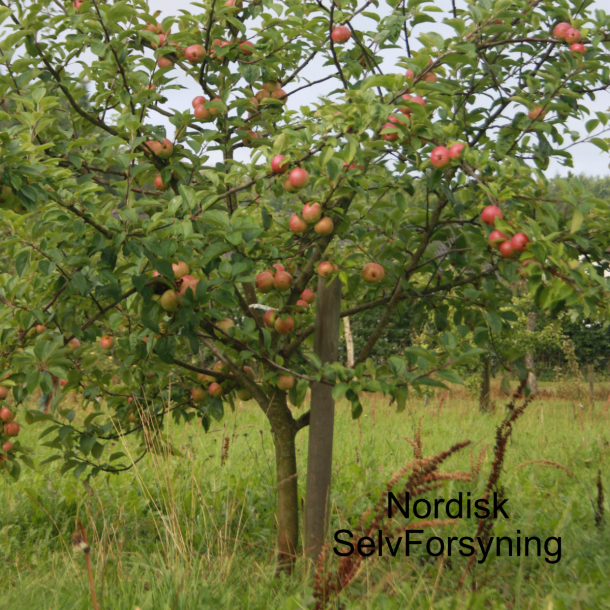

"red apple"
[0,407,14,423]
[197,373,213,385]
[100,336,114,349]
[157,56,173,69]
[430,146,450,169]
[4,422,19,437]
[381,122,399,142]
[274,315,294,335]
[213,361,227,374]
[192,96,206,108]
[35,324,46,334]
[172,261,190,279]
[481,205,503,226]
[271,155,289,174]
[422,71,437,83]
[302,202,322,223]
[314,217,334,235]
[499,241,515,258]
[565,28,581,44]
[318,261,335,278]
[528,106,545,121]
[194,105,212,121]
[69,338,81,350]
[145,138,173,159]
[510,233,530,253]
[283,177,297,192]
[271,89,287,102]
[256,271,274,293]
[208,382,224,397]
[243,365,255,379]
[289,213,308,234]
[178,275,199,297]
[399,94,425,114]
[272,263,285,275]
[264,310,277,328]
[240,41,254,55]
[277,375,294,391]
[362,262,385,283]
[274,270,293,291]
[405,68,415,79]
[301,288,316,303]
[288,168,309,189]
[217,318,235,333]
[488,230,508,248]
[570,43,586,55]
[448,143,465,159]
[296,299,309,311]
[154,174,169,191]
[0,386,7,400]
[160,289,179,311]
[72,0,85,11]
[60,379,68,387]
[263,81,280,92]
[553,22,571,39]
[191,386,206,402]
[2,441,13,453]
[185,44,206,63]
[331,25,351,44]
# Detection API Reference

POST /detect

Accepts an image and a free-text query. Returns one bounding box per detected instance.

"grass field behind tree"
[1,385,609,610]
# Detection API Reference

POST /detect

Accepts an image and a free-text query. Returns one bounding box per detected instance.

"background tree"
[1,0,610,570]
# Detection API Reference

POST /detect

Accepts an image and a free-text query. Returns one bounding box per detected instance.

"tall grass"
[1,385,609,609]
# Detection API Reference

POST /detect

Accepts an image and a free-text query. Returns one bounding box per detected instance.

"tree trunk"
[479,355,491,412]
[304,276,342,561]
[525,312,537,395]
[344,316,354,368]
[265,390,299,571]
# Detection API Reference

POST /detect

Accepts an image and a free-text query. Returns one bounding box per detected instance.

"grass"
[1,384,610,610]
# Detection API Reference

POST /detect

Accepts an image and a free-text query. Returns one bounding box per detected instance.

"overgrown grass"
[1,386,609,609]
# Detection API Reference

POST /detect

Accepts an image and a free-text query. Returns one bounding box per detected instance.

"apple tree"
[1,0,610,569]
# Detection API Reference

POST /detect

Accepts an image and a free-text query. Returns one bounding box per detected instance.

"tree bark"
[304,276,342,560]
[479,355,491,412]
[525,312,537,395]
[265,390,299,571]
[344,315,354,368]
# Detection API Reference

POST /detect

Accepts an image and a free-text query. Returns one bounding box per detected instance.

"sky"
[142,0,610,178]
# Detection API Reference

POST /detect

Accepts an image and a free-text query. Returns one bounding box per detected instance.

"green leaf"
[15,249,31,278]
[332,382,349,401]
[570,208,584,233]
[156,336,176,364]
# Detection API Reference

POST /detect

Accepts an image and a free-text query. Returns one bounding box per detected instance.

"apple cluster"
[480,205,530,258]
[553,22,586,55]
[0,384,18,465]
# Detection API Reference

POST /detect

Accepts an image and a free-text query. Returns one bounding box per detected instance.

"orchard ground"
[1,384,609,610]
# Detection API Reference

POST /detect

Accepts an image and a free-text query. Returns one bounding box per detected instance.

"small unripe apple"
[263,80,281,92]
[185,44,206,63]
[2,441,13,453]
[208,382,224,398]
[197,373,214,385]
[178,275,199,297]
[481,205,503,226]
[4,422,19,437]
[35,324,46,334]
[301,288,316,303]
[160,289,179,311]
[256,271,274,293]
[362,262,385,283]
[240,41,254,55]
[243,365,255,379]
[100,336,114,349]
[565,28,581,44]
[430,146,450,169]
[289,213,308,234]
[283,177,297,192]
[264,309,277,328]
[213,361,227,374]
[499,241,515,258]
[192,96,206,108]
[277,375,294,391]
[274,270,293,291]
[288,168,309,189]
[69,338,81,350]
[236,388,252,400]
[191,386,206,402]
[570,42,586,55]
[172,261,190,279]
[331,25,351,44]
[302,202,322,223]
[217,318,235,334]
[510,233,530,253]
[405,68,415,79]
[0,407,14,423]
[157,57,173,69]
[0,386,7,400]
[154,174,169,191]
[489,230,509,248]
[271,89,287,102]
[553,22,571,39]
[448,143,465,159]
[317,261,335,278]
[274,315,294,335]
[528,106,545,121]
[194,105,212,121]
[314,217,334,235]
[271,155,289,174]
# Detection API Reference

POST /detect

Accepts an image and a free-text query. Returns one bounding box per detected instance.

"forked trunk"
[265,390,299,571]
